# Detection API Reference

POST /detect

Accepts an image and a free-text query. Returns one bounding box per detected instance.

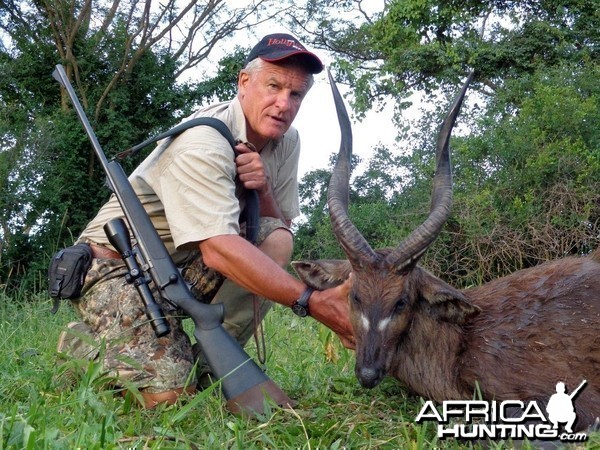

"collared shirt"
[78,97,301,264]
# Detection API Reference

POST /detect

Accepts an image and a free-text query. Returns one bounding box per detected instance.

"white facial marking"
[377,316,392,332]
[359,313,370,331]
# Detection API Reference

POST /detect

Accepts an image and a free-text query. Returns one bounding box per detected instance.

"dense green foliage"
[0,0,271,291]
[2,0,597,293]
[293,0,599,287]
[294,0,599,116]
[295,62,600,287]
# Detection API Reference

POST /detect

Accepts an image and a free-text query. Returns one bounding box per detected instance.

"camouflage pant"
[63,217,287,393]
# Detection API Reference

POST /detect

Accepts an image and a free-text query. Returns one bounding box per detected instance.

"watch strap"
[292,287,314,317]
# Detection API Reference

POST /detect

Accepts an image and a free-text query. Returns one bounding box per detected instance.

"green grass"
[1,292,598,449]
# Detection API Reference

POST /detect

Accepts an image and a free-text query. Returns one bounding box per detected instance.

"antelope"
[293,71,600,432]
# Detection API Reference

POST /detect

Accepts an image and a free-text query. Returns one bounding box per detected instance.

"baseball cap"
[246,33,324,74]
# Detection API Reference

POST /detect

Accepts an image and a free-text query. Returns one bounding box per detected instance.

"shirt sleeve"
[157,126,241,249]
[271,129,301,221]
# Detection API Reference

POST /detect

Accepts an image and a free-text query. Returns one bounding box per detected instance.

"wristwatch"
[291,288,314,317]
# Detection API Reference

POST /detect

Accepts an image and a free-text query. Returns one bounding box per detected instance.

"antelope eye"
[393,294,409,314]
[350,294,361,306]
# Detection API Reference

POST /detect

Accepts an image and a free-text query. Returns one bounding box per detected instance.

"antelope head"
[293,70,478,388]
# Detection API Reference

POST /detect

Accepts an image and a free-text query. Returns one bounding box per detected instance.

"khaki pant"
[58,217,288,393]
[214,279,272,349]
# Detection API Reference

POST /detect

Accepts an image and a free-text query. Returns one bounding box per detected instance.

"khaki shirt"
[78,97,301,263]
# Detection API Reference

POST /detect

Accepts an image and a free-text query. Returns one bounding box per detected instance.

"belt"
[90,244,121,260]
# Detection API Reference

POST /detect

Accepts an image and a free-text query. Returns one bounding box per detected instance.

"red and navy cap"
[246,33,324,74]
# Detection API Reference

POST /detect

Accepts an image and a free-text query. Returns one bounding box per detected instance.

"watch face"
[292,303,308,317]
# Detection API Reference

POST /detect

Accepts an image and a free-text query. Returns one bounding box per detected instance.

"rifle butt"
[193,322,294,415]
[226,380,296,415]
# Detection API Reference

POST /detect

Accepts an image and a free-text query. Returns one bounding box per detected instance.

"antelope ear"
[418,270,481,324]
[291,260,352,290]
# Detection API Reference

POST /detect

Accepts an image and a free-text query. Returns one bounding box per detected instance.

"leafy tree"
[194,48,249,104]
[434,64,600,286]
[294,146,421,261]
[295,61,599,289]
[292,0,598,116]
[0,0,282,291]
[290,0,599,290]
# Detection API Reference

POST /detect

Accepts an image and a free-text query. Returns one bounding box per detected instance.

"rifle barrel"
[569,379,587,399]
[52,66,110,169]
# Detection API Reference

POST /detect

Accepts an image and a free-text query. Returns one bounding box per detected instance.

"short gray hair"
[242,58,315,90]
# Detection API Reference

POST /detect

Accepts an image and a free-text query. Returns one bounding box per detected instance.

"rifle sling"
[116,117,259,245]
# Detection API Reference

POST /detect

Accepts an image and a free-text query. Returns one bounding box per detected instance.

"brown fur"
[293,252,600,431]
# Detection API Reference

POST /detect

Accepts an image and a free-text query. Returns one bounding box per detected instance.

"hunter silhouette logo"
[415,380,589,443]
[546,380,586,433]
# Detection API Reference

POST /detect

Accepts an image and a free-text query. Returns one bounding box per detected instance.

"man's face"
[238,60,311,148]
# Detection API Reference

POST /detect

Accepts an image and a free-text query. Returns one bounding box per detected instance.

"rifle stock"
[53,64,293,415]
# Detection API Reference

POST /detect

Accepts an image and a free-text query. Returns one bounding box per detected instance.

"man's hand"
[308,277,355,350]
[235,141,290,224]
[235,142,269,192]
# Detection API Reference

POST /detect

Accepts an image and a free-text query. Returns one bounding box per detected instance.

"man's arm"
[200,234,354,348]
[228,143,351,344]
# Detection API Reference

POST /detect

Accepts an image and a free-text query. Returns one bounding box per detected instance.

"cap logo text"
[267,38,303,51]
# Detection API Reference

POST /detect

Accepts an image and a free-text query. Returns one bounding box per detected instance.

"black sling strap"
[115,117,259,244]
[116,117,237,159]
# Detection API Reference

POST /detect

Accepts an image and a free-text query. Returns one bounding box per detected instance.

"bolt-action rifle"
[52,64,292,415]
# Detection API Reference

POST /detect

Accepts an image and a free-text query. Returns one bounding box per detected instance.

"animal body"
[294,71,600,431]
